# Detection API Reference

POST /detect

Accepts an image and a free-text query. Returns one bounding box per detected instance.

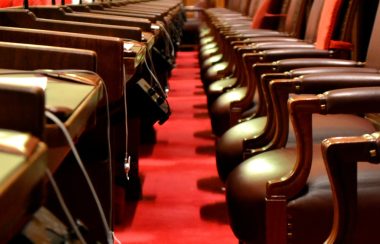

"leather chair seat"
[241,104,258,118]
[204,61,230,84]
[200,42,218,57]
[288,170,380,244]
[201,52,223,71]
[226,144,380,243]
[226,147,300,243]
[207,77,237,104]
[217,114,376,181]
[208,76,238,91]
[216,116,267,181]
[209,87,249,135]
[200,41,218,51]
[199,35,215,46]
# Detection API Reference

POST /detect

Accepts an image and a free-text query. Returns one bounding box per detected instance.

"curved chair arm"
[263,72,380,150]
[265,73,380,153]
[288,66,377,76]
[272,58,364,72]
[231,36,300,47]
[235,42,316,53]
[224,31,288,42]
[322,131,380,244]
[236,72,285,159]
[267,85,380,198]
[260,49,334,60]
[242,67,379,152]
[230,37,295,46]
[230,59,361,144]
[229,52,338,124]
[265,86,380,244]
[257,60,366,122]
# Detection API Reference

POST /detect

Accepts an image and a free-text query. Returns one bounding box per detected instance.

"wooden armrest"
[260,49,334,60]
[228,55,346,138]
[272,58,363,72]
[241,72,289,152]
[267,73,380,150]
[295,73,380,94]
[245,41,316,52]
[242,66,377,153]
[267,86,380,199]
[231,37,299,47]
[224,31,286,41]
[322,131,380,244]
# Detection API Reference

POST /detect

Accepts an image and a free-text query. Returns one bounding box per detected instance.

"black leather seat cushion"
[226,143,380,243]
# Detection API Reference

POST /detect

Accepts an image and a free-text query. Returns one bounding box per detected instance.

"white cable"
[122,66,131,180]
[100,80,113,230]
[113,232,122,244]
[45,110,112,244]
[157,22,175,58]
[45,169,87,244]
[144,57,167,97]
[37,70,113,230]
[35,70,113,228]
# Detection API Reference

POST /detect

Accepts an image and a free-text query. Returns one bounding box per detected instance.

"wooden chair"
[199,0,307,85]
[215,0,380,182]
[322,125,380,243]
[208,0,356,137]
[226,83,380,243]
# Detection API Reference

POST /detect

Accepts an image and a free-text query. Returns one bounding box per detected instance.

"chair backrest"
[350,0,379,61]
[239,0,253,15]
[251,0,285,29]
[226,0,243,12]
[277,0,348,45]
[304,0,356,49]
[364,1,380,68]
[282,0,313,38]
[247,0,265,17]
[313,0,358,49]
[303,0,326,44]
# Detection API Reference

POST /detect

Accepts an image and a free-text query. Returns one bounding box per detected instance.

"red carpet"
[114,51,236,243]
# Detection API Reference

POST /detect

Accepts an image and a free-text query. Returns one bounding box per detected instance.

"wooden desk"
[42,71,103,172]
[0,70,109,242]
[0,130,47,242]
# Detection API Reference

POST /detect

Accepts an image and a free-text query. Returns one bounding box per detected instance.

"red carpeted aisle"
[114,51,236,243]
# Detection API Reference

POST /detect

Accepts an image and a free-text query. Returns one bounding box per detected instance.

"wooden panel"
[0,0,72,8]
